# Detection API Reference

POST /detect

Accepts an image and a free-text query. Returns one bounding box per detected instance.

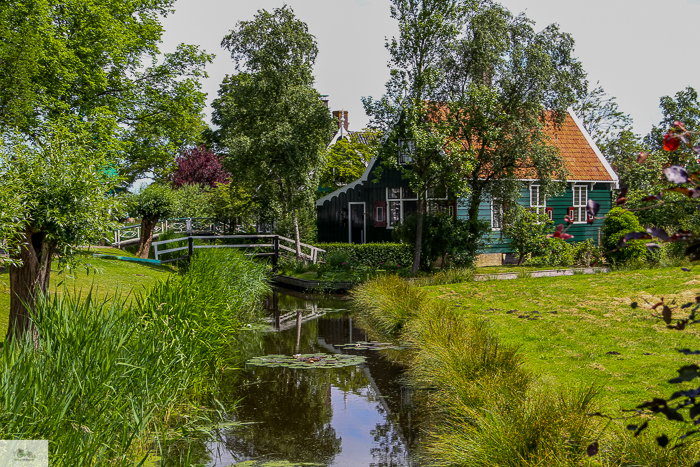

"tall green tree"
[439,1,586,244]
[1,118,121,341]
[0,0,212,183]
[211,6,334,255]
[573,82,633,147]
[364,0,469,274]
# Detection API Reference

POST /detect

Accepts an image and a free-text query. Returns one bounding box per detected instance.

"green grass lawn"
[0,247,175,341]
[424,267,700,417]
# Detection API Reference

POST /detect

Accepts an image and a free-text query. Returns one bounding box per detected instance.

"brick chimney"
[332,110,349,132]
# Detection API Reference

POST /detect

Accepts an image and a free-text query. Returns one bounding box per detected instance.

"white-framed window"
[530,185,546,216]
[426,186,451,215]
[376,206,384,223]
[398,140,415,165]
[491,199,503,231]
[387,187,418,228]
[573,185,588,223]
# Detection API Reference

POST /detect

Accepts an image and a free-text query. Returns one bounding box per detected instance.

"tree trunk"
[411,197,425,274]
[136,217,157,259]
[293,209,302,260]
[467,185,483,239]
[7,227,57,343]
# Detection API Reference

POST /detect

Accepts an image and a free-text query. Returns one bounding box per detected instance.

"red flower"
[663,133,681,151]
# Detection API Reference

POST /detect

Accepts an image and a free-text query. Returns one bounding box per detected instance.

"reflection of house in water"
[316,315,419,453]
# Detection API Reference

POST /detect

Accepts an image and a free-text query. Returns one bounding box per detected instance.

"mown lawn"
[424,267,700,416]
[0,246,175,340]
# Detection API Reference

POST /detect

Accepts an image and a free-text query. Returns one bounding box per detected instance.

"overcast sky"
[159,0,700,137]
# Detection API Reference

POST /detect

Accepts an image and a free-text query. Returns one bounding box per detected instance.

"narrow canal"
[200,287,421,466]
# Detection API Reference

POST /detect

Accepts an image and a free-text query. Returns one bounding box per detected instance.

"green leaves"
[1,117,121,246]
[212,7,334,225]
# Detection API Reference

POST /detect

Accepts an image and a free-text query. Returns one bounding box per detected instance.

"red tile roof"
[545,112,615,182]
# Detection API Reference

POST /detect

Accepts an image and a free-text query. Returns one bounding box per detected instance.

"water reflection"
[165,288,419,466]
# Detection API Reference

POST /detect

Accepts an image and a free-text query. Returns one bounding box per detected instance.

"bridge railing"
[151,234,325,265]
[111,218,232,247]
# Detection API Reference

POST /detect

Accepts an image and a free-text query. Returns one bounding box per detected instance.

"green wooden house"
[316,110,619,254]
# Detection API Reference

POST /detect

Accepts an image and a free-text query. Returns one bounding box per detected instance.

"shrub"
[572,238,604,267]
[316,243,414,269]
[601,207,647,264]
[502,205,552,265]
[526,237,573,267]
[392,213,488,269]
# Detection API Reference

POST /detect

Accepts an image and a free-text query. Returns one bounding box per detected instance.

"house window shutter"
[374,201,387,228]
[546,207,553,221]
[587,213,595,224]
[567,207,575,221]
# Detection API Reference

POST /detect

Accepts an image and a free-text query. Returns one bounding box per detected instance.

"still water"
[201,288,420,467]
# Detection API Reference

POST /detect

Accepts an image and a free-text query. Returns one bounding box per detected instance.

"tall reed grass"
[0,249,270,465]
[351,276,696,466]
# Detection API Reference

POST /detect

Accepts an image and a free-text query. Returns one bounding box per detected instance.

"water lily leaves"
[246,353,366,369]
[334,341,400,351]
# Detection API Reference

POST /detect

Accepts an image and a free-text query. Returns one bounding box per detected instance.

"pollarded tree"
[127,184,175,258]
[211,6,334,256]
[1,117,120,341]
[439,1,587,243]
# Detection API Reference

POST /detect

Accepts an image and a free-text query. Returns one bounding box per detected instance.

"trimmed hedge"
[316,243,414,268]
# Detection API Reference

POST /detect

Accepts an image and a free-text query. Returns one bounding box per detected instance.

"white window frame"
[530,185,546,216]
[426,187,450,215]
[398,140,415,165]
[491,199,503,231]
[386,187,418,229]
[572,185,588,224]
[375,206,384,223]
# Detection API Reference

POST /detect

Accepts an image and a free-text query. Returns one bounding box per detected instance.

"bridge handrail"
[150,233,325,264]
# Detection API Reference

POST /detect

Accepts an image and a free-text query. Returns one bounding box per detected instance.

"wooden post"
[272,235,279,271]
[188,236,194,261]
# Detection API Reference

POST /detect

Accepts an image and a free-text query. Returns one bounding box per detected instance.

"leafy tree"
[127,184,175,258]
[573,82,633,147]
[438,1,587,248]
[0,0,212,184]
[501,205,552,265]
[170,183,214,219]
[171,146,229,188]
[1,118,120,341]
[364,0,468,274]
[209,182,258,233]
[211,6,334,257]
[319,130,380,190]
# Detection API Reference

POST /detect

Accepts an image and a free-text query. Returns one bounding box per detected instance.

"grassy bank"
[351,272,700,466]
[0,249,270,465]
[0,246,174,335]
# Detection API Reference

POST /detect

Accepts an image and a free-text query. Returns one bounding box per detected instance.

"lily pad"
[246,353,365,369]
